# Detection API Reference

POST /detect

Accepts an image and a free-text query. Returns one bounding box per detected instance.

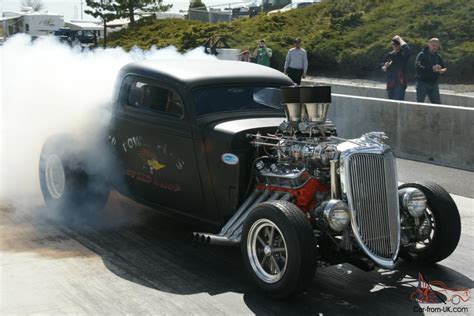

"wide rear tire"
[241,200,316,298]
[39,134,110,216]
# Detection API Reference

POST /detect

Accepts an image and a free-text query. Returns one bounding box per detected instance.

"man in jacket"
[284,38,308,85]
[415,38,447,104]
[381,35,411,100]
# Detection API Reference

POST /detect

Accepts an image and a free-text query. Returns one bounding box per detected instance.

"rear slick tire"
[39,134,109,216]
[241,200,316,298]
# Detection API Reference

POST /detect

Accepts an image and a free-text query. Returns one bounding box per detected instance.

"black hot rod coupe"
[40,61,461,297]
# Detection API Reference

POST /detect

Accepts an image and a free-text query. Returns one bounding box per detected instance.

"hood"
[205,116,285,149]
[202,116,285,221]
[213,117,285,135]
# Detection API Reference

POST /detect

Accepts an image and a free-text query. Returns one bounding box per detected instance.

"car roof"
[120,60,294,88]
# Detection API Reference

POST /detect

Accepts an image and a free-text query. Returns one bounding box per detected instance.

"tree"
[188,0,207,22]
[189,0,206,9]
[118,0,172,25]
[21,0,44,11]
[85,0,121,48]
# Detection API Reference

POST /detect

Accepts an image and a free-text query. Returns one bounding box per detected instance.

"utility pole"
[80,0,83,20]
[103,19,107,48]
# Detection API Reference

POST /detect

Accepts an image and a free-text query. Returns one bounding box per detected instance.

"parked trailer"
[1,8,64,38]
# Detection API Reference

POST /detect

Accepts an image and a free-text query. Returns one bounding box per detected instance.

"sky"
[1,0,254,21]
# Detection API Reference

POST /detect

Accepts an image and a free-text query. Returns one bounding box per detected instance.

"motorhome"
[1,7,64,38]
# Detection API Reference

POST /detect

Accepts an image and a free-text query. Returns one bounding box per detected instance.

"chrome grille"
[346,151,399,265]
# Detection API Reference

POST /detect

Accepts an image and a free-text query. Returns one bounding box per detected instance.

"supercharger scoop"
[250,86,338,187]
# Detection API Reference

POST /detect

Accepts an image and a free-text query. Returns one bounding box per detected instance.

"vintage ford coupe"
[39,61,461,297]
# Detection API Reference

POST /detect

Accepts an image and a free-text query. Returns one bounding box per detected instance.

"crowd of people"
[240,36,447,104]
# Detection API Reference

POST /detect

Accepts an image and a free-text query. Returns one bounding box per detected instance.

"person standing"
[240,49,251,62]
[284,38,308,85]
[253,40,272,67]
[415,38,447,104]
[381,35,411,100]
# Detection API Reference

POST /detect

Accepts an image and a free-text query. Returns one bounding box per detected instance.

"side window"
[126,80,184,118]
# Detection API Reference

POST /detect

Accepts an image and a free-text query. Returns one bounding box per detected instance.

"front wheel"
[399,182,461,265]
[241,200,316,298]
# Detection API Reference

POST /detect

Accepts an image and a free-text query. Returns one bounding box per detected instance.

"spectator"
[381,35,411,100]
[415,38,447,104]
[240,49,251,62]
[284,38,308,85]
[253,40,272,67]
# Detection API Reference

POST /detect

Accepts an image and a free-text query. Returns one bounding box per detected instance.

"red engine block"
[255,178,330,212]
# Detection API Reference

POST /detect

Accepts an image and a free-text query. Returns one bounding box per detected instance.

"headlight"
[321,200,350,232]
[399,188,427,218]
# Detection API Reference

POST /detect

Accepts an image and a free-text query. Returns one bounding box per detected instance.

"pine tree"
[21,0,44,11]
[85,0,121,48]
[118,0,172,25]
[85,0,172,47]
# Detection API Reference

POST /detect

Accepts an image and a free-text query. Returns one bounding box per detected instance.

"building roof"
[2,10,63,18]
[106,17,134,27]
[68,20,102,31]
[0,13,22,21]
[120,60,293,88]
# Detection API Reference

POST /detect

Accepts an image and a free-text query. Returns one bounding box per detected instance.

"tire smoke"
[0,34,215,212]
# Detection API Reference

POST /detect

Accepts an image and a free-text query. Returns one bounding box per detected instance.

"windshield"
[193,86,283,117]
[78,30,95,38]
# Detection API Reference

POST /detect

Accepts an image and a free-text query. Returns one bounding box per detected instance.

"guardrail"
[327,94,474,171]
[303,78,474,108]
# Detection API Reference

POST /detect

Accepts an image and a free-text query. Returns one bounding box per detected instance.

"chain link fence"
[188,7,233,23]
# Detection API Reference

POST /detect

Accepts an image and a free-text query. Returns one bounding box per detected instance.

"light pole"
[80,0,84,20]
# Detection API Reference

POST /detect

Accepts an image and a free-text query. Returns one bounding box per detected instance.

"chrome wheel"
[45,155,65,199]
[398,182,461,265]
[414,208,436,251]
[247,218,288,284]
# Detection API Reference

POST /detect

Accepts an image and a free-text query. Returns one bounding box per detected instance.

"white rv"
[1,8,64,38]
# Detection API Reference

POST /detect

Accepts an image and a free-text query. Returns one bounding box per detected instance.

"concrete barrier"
[303,78,474,108]
[328,94,474,171]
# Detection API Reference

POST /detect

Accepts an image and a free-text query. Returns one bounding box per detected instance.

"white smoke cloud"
[0,35,215,208]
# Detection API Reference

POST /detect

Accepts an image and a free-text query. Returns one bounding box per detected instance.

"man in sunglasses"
[381,35,411,100]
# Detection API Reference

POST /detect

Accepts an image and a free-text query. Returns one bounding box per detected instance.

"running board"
[193,189,292,246]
